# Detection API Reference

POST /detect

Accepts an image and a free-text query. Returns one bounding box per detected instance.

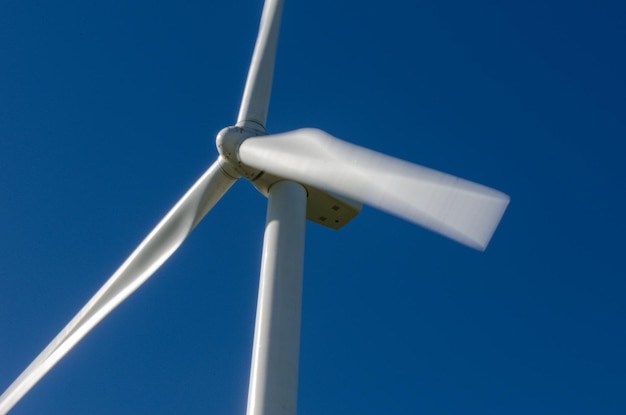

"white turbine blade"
[0,159,237,415]
[238,129,509,250]
[237,0,285,130]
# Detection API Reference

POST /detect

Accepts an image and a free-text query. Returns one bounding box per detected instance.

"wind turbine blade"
[238,129,509,250]
[237,0,285,131]
[0,159,236,415]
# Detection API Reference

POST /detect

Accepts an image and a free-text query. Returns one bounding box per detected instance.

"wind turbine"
[0,0,509,414]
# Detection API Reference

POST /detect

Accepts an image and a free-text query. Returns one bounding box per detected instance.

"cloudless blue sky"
[1,0,625,414]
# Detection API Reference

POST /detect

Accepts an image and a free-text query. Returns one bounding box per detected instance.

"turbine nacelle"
[217,125,363,229]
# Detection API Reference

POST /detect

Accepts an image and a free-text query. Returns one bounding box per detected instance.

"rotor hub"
[216,125,264,180]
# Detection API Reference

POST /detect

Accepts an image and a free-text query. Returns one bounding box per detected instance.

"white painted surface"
[247,181,306,415]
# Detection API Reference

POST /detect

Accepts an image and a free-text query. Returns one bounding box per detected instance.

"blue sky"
[1,0,625,414]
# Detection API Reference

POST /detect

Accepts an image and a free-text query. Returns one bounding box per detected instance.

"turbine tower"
[0,1,509,414]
